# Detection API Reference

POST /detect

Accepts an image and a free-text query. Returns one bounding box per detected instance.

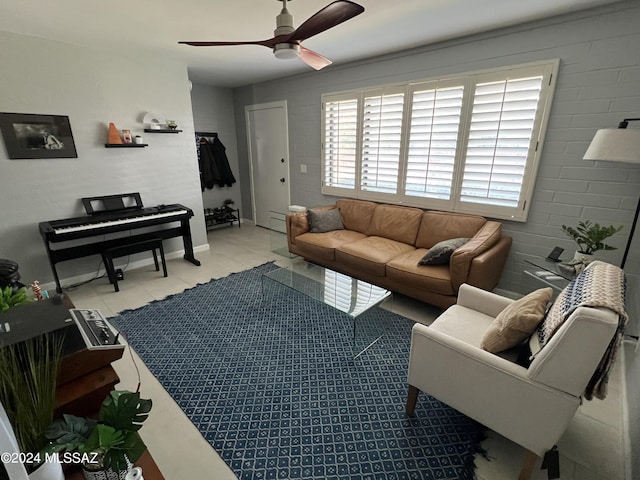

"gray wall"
[0,30,208,289]
[231,5,640,475]
[190,83,242,213]
[232,0,640,295]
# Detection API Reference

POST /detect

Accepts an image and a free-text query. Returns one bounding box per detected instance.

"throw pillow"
[308,208,344,233]
[480,287,553,354]
[418,237,470,265]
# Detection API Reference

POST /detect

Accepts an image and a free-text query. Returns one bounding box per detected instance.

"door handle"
[280,178,285,183]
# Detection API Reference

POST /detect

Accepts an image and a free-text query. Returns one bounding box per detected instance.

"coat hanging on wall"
[197,134,236,190]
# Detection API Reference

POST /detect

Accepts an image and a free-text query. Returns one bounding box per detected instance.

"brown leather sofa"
[286,198,512,309]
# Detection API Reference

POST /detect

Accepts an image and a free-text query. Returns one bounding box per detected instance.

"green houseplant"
[43,390,152,479]
[0,333,64,480]
[0,285,31,312]
[562,220,623,257]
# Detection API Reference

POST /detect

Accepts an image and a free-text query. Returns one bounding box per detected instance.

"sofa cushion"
[367,204,424,245]
[308,208,344,233]
[415,211,487,249]
[335,199,377,233]
[295,230,367,262]
[386,249,454,295]
[418,237,470,265]
[336,236,415,277]
[480,287,553,354]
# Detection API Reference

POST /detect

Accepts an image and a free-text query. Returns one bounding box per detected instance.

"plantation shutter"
[321,60,558,221]
[324,97,359,190]
[405,84,464,201]
[361,91,404,194]
[461,75,544,208]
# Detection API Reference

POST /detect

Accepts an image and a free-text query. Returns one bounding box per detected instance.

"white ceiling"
[0,0,623,88]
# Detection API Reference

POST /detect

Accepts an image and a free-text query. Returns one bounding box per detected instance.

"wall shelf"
[104,143,148,148]
[144,129,182,133]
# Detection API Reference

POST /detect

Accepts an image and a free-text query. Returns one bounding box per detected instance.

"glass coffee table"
[262,261,392,358]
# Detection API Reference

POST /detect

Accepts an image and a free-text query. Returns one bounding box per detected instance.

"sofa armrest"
[286,211,310,251]
[456,283,513,317]
[286,205,336,252]
[466,236,513,291]
[449,221,505,291]
[408,322,579,456]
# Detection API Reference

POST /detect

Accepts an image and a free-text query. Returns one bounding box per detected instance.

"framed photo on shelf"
[0,112,78,159]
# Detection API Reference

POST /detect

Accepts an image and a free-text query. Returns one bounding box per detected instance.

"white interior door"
[245,101,290,228]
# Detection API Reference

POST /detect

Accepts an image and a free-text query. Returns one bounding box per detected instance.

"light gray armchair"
[406,281,622,480]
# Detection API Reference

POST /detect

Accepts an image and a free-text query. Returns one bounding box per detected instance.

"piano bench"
[102,238,167,292]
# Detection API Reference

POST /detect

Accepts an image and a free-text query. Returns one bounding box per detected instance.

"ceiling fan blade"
[288,0,365,43]
[299,46,332,70]
[179,40,273,47]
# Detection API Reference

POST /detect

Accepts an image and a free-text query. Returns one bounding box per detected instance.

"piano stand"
[40,203,200,293]
[184,253,201,266]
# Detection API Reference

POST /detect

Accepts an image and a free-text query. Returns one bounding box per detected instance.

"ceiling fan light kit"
[274,43,301,60]
[179,0,364,70]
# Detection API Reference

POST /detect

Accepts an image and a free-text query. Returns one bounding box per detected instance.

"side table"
[524,258,576,296]
[269,210,296,258]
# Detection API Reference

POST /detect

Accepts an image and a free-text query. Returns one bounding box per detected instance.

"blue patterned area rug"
[110,263,485,480]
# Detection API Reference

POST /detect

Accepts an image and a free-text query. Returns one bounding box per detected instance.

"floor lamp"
[583,118,640,269]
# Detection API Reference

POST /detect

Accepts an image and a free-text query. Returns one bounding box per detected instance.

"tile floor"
[65,223,626,480]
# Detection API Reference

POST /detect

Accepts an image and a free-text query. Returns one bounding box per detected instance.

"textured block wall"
[233,1,640,296]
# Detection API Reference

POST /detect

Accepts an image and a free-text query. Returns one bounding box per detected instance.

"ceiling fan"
[179,0,365,70]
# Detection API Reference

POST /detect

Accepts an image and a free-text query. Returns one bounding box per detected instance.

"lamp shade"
[583,128,640,163]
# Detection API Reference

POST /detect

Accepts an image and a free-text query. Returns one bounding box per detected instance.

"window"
[361,89,404,195]
[321,60,558,221]
[324,95,358,190]
[405,82,465,202]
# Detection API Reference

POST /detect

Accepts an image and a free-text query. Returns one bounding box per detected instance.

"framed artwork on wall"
[0,112,77,159]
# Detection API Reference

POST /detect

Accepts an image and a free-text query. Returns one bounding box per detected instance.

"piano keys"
[39,196,200,293]
[45,206,189,239]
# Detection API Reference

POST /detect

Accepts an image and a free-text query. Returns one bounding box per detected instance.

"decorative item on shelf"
[166,120,177,130]
[105,124,147,148]
[43,390,152,480]
[583,117,640,269]
[134,135,143,145]
[107,123,122,145]
[561,220,623,263]
[142,112,166,130]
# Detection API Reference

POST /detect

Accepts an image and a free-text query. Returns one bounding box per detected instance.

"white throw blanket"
[537,261,627,400]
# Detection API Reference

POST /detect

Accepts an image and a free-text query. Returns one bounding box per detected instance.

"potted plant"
[0,333,64,480]
[561,220,623,263]
[43,390,152,480]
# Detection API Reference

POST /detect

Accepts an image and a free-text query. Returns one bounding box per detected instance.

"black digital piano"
[39,193,200,293]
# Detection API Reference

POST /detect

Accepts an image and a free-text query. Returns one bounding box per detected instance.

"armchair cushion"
[480,287,553,353]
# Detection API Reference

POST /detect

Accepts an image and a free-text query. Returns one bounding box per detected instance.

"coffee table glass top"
[262,261,392,357]
[263,261,390,317]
